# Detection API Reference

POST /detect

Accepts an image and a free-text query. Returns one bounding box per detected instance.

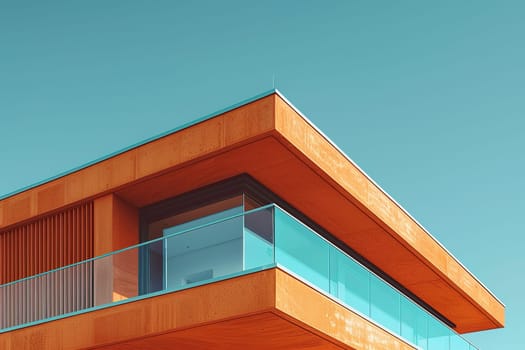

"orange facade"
[0,91,504,349]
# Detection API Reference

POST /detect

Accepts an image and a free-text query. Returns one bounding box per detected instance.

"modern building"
[0,91,504,349]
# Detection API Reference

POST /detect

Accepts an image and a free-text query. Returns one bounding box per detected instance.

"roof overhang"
[0,91,504,332]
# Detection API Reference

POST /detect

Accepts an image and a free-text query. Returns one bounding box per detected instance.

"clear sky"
[1,1,523,348]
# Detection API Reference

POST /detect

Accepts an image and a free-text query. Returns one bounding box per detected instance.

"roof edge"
[0,89,278,202]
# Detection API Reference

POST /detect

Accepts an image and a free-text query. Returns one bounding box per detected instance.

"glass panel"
[244,207,274,270]
[329,248,370,317]
[428,317,450,350]
[413,300,429,349]
[111,247,139,302]
[400,296,419,344]
[139,240,164,294]
[450,333,470,350]
[370,277,401,334]
[165,214,243,290]
[274,208,330,293]
[94,247,140,306]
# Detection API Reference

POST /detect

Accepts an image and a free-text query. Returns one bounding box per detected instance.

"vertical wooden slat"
[0,201,94,328]
[0,229,4,284]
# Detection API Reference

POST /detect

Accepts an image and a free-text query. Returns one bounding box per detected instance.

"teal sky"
[1,1,523,348]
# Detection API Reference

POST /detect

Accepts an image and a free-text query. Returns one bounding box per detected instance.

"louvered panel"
[0,202,94,329]
[0,202,94,284]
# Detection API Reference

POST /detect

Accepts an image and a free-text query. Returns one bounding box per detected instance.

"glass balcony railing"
[0,204,477,350]
[272,207,478,350]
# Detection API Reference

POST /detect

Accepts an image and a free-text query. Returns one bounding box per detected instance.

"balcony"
[0,205,477,350]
